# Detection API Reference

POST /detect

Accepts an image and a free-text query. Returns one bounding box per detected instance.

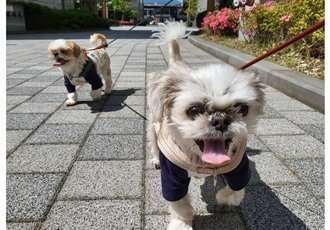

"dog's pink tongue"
[52,62,62,66]
[52,59,66,66]
[202,139,231,165]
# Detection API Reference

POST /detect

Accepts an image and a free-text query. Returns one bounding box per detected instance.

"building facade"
[143,1,183,22]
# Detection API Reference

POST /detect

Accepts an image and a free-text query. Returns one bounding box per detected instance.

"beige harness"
[156,119,247,178]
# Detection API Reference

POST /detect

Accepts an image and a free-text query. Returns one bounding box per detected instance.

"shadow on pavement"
[194,151,308,229]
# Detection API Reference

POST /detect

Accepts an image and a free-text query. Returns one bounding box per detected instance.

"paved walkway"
[6,26,324,230]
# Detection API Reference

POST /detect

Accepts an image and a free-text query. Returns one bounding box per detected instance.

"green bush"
[107,19,120,26]
[186,21,193,27]
[14,1,110,31]
[240,0,324,58]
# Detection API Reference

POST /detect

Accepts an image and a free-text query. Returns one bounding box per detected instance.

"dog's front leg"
[168,194,194,230]
[216,185,245,206]
[65,92,78,106]
[147,120,160,168]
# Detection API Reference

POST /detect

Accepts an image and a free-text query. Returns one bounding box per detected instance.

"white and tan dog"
[147,21,265,229]
[48,33,112,106]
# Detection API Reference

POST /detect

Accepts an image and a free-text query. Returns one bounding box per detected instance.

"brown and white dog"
[147,21,265,229]
[48,33,112,106]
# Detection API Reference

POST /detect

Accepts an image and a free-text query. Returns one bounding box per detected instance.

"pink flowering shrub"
[240,0,324,58]
[201,8,240,36]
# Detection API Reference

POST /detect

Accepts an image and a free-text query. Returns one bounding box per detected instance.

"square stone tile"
[100,105,145,118]
[145,214,169,230]
[8,103,60,114]
[26,124,90,144]
[266,99,314,111]
[6,113,49,130]
[58,160,143,199]
[192,213,246,230]
[40,200,142,230]
[279,111,324,125]
[28,75,61,83]
[109,88,145,96]
[40,86,68,94]
[105,95,145,106]
[7,144,79,173]
[255,119,304,135]
[285,158,324,197]
[46,110,98,124]
[259,135,324,159]
[144,170,168,215]
[16,81,52,88]
[115,81,145,88]
[6,174,64,221]
[6,222,39,230]
[6,78,27,86]
[264,91,294,101]
[78,134,144,160]
[260,106,283,119]
[241,185,324,230]
[27,93,65,103]
[6,87,43,95]
[247,151,299,185]
[91,117,144,135]
[6,130,32,155]
[6,73,36,79]
[6,95,31,105]
[296,123,324,143]
[246,133,269,152]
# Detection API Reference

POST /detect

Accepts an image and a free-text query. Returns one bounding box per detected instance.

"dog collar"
[155,118,247,178]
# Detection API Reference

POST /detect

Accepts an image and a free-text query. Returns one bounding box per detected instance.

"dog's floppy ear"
[67,41,82,58]
[147,71,182,122]
[242,70,266,115]
[73,42,82,58]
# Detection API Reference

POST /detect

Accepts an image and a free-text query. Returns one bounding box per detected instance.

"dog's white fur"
[147,21,265,229]
[48,33,112,106]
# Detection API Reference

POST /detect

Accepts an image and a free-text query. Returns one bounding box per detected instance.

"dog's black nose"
[54,52,59,57]
[211,115,232,132]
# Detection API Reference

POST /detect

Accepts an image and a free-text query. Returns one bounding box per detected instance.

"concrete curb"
[188,35,324,114]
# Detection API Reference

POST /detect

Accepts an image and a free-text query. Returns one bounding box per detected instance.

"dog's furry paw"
[216,185,245,206]
[90,88,102,101]
[65,92,77,106]
[65,99,77,106]
[151,158,160,169]
[104,87,112,95]
[168,219,193,230]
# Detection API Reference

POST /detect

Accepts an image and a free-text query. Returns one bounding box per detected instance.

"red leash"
[238,19,324,70]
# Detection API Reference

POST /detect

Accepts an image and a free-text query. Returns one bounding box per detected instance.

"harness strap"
[79,57,94,77]
[157,118,247,175]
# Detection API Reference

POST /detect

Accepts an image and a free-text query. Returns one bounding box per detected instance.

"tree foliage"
[183,0,199,22]
[110,0,132,20]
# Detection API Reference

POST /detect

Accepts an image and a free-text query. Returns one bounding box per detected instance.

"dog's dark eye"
[187,106,203,118]
[236,104,249,116]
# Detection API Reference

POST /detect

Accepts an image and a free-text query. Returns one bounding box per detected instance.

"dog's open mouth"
[195,139,232,165]
[53,58,67,67]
